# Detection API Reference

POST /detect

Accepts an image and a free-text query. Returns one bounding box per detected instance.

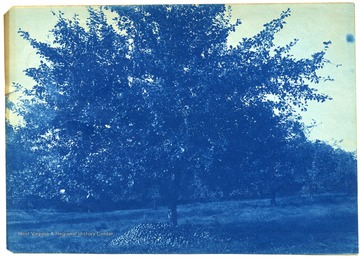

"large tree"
[7,5,332,225]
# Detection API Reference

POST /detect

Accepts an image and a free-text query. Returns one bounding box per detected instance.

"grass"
[7,194,358,254]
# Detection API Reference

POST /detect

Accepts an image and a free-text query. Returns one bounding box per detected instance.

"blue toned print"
[6,5,357,254]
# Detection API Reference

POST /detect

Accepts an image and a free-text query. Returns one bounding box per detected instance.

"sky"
[5,3,356,152]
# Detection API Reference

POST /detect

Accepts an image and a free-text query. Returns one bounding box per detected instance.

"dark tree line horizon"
[6,5,357,226]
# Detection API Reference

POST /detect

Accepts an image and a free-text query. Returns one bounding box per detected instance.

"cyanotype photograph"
[5,3,357,254]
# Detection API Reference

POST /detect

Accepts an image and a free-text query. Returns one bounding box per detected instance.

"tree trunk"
[152,199,157,210]
[270,188,277,207]
[168,199,178,226]
[167,171,179,227]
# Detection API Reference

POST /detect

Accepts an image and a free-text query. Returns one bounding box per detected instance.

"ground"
[6,194,358,254]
